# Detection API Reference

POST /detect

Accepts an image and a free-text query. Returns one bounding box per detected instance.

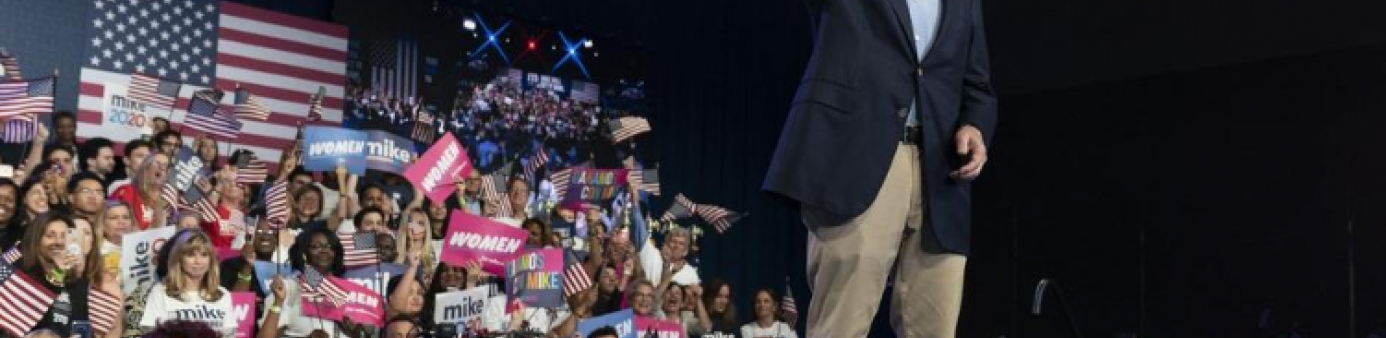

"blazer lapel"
[884,0,919,61]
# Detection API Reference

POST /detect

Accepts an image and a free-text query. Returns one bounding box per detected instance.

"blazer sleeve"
[960,0,999,145]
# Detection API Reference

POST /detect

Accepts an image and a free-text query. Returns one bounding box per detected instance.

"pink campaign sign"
[403,132,473,203]
[439,210,529,275]
[230,292,256,338]
[634,317,685,338]
[301,276,385,326]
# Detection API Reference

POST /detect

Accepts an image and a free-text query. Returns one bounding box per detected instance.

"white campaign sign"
[119,226,177,294]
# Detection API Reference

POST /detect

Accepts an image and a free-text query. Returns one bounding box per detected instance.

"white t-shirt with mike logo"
[139,283,237,338]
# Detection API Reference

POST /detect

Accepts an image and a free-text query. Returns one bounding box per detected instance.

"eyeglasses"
[75,188,102,196]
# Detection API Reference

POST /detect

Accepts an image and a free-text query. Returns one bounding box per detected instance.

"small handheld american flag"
[264,181,290,228]
[185,89,243,140]
[89,287,122,337]
[561,263,593,298]
[128,73,181,112]
[341,231,380,269]
[781,277,799,328]
[0,251,59,338]
[608,116,651,144]
[0,48,21,80]
[0,77,54,121]
[236,156,270,184]
[233,87,271,121]
[299,266,349,307]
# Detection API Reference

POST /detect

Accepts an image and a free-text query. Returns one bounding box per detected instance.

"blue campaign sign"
[252,260,297,293]
[364,131,417,173]
[577,309,635,338]
[303,126,369,175]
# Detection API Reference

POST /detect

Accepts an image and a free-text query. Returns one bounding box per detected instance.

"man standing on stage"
[763,0,998,337]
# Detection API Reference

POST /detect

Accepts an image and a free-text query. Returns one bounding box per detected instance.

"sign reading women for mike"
[119,226,176,294]
[506,248,563,307]
[577,309,635,338]
[403,132,472,203]
[301,276,385,326]
[439,210,527,275]
[303,126,369,175]
[230,292,256,338]
[634,317,685,338]
[364,131,417,172]
[563,168,629,206]
[433,286,489,329]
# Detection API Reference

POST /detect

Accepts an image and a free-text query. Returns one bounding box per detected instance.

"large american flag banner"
[78,0,347,169]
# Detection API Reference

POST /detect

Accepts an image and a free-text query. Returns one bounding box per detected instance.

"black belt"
[902,126,922,144]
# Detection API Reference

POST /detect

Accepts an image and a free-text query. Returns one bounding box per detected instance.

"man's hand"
[951,125,987,180]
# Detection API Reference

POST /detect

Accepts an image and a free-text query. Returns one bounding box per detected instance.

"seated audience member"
[741,288,798,338]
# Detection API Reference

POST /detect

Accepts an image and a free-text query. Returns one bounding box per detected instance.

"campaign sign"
[303,126,369,175]
[171,147,209,203]
[365,131,417,173]
[301,276,385,326]
[403,132,472,204]
[119,226,176,294]
[634,317,685,338]
[439,210,528,275]
[100,82,158,140]
[252,260,297,293]
[562,168,629,206]
[433,286,489,330]
[230,292,256,338]
[506,248,563,307]
[577,309,635,338]
[344,263,407,298]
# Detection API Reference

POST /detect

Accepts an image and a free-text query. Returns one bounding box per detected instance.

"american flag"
[236,156,269,184]
[0,49,20,80]
[410,106,437,144]
[548,168,572,190]
[662,193,744,233]
[183,89,242,140]
[0,77,55,121]
[90,287,122,337]
[192,193,219,222]
[340,231,380,269]
[608,116,651,144]
[781,277,799,328]
[306,86,325,122]
[1,245,19,264]
[77,0,348,170]
[298,266,348,307]
[1,120,34,144]
[263,180,289,228]
[523,150,549,183]
[479,173,512,218]
[561,263,593,298]
[128,73,181,112]
[370,35,417,100]
[0,263,58,338]
[232,87,270,121]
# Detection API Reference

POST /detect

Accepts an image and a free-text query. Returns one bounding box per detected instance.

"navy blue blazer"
[763,0,998,254]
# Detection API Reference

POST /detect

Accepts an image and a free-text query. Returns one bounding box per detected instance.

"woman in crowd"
[122,224,182,337]
[702,278,740,334]
[0,178,23,249]
[740,289,798,338]
[17,175,52,223]
[592,264,625,315]
[222,215,278,306]
[288,184,326,231]
[260,227,368,338]
[521,218,557,248]
[395,207,436,275]
[139,230,236,337]
[627,279,658,318]
[199,166,248,249]
[109,152,171,230]
[192,135,219,168]
[16,213,95,336]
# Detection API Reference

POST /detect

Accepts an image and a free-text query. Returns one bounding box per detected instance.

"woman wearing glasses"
[259,227,370,338]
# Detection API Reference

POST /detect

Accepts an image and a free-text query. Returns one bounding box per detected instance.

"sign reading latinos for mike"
[439,210,528,276]
[404,132,473,203]
[303,126,369,175]
[563,168,630,206]
[506,248,564,308]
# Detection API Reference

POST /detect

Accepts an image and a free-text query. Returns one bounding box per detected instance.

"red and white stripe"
[0,81,52,120]
[128,73,177,111]
[0,269,59,337]
[339,233,380,269]
[90,288,122,337]
[264,180,289,228]
[562,263,593,298]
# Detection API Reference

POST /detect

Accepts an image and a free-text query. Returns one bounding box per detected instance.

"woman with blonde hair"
[138,229,236,338]
[396,207,437,272]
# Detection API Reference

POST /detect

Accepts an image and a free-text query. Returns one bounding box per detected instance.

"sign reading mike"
[433,286,489,329]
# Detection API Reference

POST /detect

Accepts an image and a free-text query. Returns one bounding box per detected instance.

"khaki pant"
[804,144,968,338]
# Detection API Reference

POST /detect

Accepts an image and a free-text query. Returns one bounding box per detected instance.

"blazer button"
[916,66,925,76]
[898,107,908,119]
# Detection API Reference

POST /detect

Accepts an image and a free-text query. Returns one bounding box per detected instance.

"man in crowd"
[51,111,79,153]
[68,172,106,222]
[79,137,118,186]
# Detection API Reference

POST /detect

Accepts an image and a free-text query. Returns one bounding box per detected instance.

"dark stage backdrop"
[648,1,1386,337]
